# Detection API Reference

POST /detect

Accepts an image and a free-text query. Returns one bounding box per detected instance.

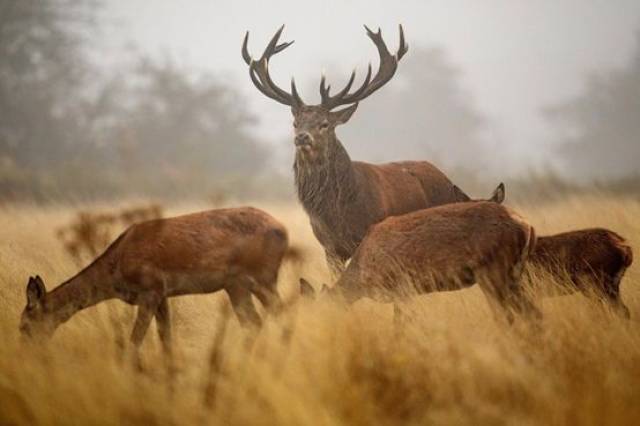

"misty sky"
[99,0,640,173]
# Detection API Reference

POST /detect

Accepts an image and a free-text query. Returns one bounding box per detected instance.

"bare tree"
[545,32,640,180]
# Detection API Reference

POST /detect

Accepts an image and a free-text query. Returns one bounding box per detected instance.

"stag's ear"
[452,185,471,202]
[26,276,46,309]
[489,183,506,204]
[299,278,316,300]
[331,103,358,125]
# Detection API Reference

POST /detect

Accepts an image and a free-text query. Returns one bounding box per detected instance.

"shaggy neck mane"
[293,137,357,221]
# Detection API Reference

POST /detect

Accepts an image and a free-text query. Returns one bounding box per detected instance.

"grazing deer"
[300,202,542,323]
[20,207,297,354]
[451,184,633,317]
[242,25,467,276]
[528,228,633,318]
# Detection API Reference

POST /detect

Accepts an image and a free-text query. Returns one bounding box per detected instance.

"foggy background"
[2,0,639,202]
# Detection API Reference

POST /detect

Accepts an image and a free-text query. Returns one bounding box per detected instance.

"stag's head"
[242,25,408,164]
[19,276,54,340]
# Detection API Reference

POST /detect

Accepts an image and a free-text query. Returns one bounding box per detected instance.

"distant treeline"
[1,1,639,203]
[0,1,276,202]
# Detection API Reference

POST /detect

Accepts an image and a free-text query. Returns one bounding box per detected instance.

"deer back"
[531,228,633,278]
[335,202,533,298]
[117,207,288,279]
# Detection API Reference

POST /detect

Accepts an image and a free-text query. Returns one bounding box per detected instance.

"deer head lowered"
[243,25,471,276]
[20,207,300,358]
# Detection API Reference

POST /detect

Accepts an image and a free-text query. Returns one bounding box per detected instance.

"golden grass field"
[1,195,639,426]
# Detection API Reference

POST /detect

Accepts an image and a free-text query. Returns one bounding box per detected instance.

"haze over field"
[2,1,639,202]
[2,3,640,425]
[101,0,640,178]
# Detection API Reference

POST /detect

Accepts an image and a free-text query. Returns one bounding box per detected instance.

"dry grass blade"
[0,197,639,425]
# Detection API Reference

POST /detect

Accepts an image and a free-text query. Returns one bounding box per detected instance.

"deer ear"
[452,185,471,202]
[490,183,505,204]
[27,276,46,308]
[331,103,358,125]
[299,278,316,300]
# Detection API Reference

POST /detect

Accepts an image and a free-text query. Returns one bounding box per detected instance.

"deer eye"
[319,122,329,130]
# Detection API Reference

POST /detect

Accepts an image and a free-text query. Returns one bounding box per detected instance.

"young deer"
[242,25,470,277]
[20,207,297,354]
[301,202,541,324]
[453,183,633,317]
[529,229,633,317]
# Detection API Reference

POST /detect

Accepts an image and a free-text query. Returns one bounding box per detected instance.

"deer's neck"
[43,257,116,330]
[294,137,357,219]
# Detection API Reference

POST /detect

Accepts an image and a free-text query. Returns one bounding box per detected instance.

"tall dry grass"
[1,196,639,425]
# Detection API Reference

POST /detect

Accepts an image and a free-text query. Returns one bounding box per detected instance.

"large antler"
[320,25,408,110]
[242,25,305,108]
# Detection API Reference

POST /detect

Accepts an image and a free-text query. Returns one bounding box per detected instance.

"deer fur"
[528,228,633,317]
[242,26,477,276]
[294,125,462,275]
[301,202,541,323]
[20,207,297,353]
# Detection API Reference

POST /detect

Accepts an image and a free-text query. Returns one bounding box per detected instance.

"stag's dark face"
[292,104,358,163]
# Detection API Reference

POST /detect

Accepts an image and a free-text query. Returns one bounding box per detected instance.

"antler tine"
[242,26,304,107]
[291,78,304,107]
[320,74,330,102]
[242,31,253,65]
[263,24,285,58]
[397,24,408,60]
[331,70,356,100]
[319,25,407,110]
[321,70,356,105]
[274,40,294,55]
[344,62,373,100]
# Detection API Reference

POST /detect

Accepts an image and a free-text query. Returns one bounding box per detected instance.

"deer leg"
[130,296,159,371]
[250,275,284,315]
[131,302,157,347]
[155,298,173,358]
[603,271,631,319]
[476,263,542,326]
[225,284,262,329]
[504,258,543,322]
[477,279,515,326]
[155,298,178,384]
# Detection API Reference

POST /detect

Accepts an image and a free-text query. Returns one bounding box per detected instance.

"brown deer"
[453,183,633,317]
[300,202,542,323]
[242,25,468,276]
[20,207,297,354]
[528,229,633,318]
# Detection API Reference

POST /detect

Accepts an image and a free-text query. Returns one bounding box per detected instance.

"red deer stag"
[242,25,469,276]
[300,202,542,323]
[528,229,633,318]
[20,207,296,354]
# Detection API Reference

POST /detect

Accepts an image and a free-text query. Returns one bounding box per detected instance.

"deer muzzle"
[294,132,313,148]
